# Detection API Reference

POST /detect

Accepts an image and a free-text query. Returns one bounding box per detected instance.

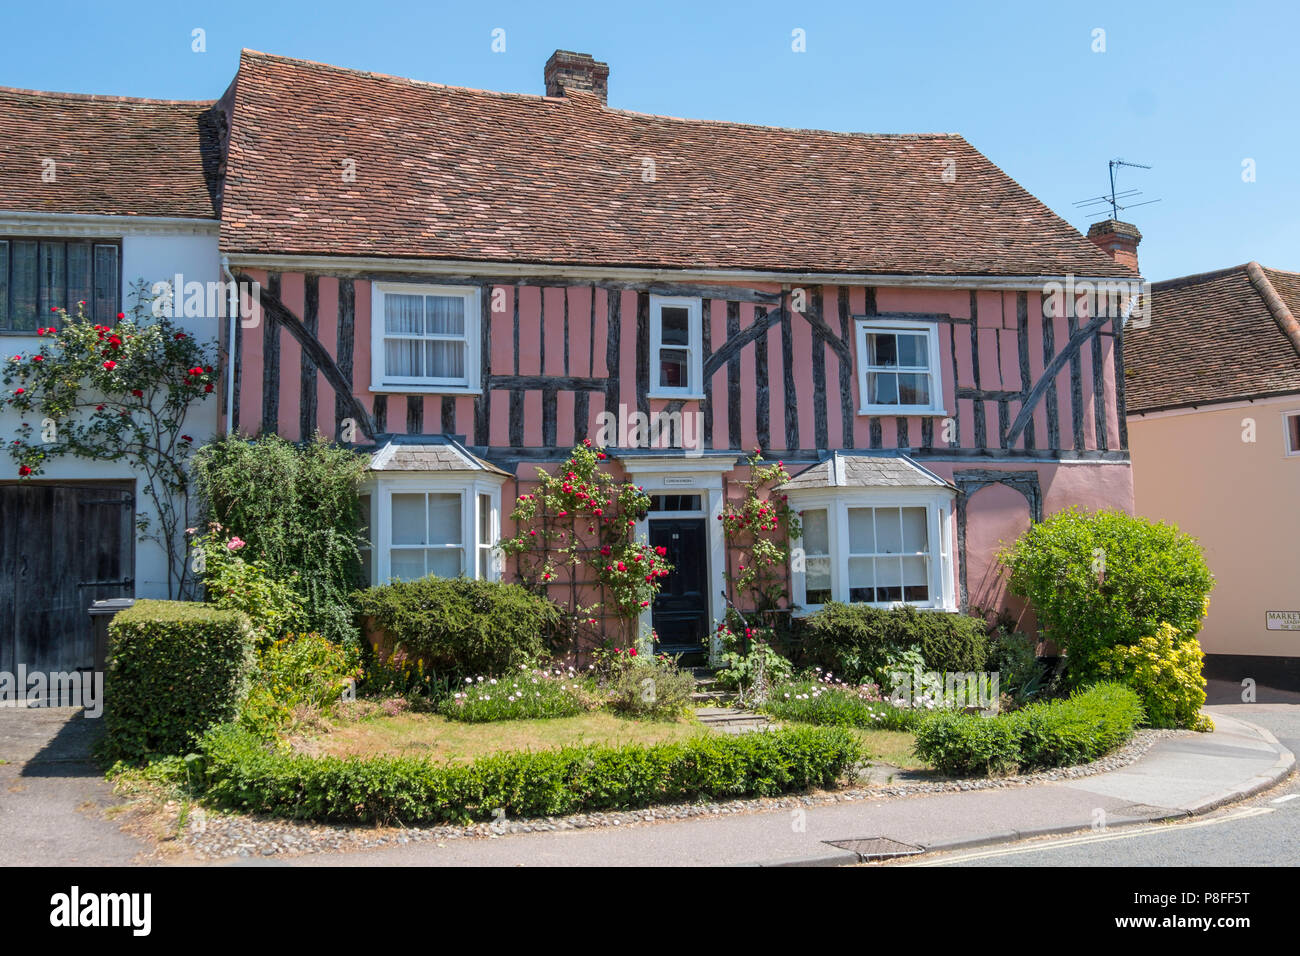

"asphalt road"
[899,702,1300,867]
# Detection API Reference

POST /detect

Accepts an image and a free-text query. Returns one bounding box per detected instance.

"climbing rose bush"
[1,285,217,595]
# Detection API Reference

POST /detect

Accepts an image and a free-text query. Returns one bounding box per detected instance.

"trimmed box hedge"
[104,600,255,762]
[912,682,1144,776]
[796,603,990,684]
[197,723,863,824]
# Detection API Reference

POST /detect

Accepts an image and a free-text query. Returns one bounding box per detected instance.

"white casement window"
[365,479,501,583]
[791,493,955,611]
[855,319,945,415]
[649,295,704,399]
[370,282,480,392]
[1285,411,1300,457]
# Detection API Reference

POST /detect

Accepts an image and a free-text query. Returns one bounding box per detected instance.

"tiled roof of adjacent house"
[218,50,1134,278]
[780,453,954,491]
[1125,263,1300,413]
[0,87,221,220]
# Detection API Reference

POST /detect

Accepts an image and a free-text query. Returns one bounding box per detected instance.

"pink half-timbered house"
[209,49,1140,658]
[0,48,1142,666]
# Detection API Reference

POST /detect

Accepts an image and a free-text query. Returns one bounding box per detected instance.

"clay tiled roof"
[219,50,1133,278]
[1125,263,1300,413]
[780,453,954,491]
[0,87,221,219]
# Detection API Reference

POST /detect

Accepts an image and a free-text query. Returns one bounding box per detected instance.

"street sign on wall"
[1265,611,1300,631]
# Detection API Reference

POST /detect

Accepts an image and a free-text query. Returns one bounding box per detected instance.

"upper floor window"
[649,295,703,399]
[1285,411,1300,457]
[855,319,945,415]
[0,238,120,333]
[370,282,480,392]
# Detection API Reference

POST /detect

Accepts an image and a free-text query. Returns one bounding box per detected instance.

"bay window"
[792,493,954,611]
[364,478,501,583]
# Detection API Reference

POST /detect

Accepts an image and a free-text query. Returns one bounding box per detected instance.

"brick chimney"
[544,50,609,103]
[1087,219,1142,273]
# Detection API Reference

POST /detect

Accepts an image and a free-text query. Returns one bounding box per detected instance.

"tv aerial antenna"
[1073,159,1161,220]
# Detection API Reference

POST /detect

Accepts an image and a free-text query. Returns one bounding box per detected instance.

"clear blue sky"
[3,0,1296,281]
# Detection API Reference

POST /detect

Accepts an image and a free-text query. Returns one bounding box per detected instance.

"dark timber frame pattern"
[952,468,1044,609]
[230,272,1125,470]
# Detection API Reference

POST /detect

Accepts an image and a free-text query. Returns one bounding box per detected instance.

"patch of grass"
[844,727,925,770]
[295,705,711,762]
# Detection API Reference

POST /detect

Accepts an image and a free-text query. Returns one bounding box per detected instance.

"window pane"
[801,509,829,554]
[0,241,8,326]
[426,549,461,578]
[477,547,488,580]
[426,295,465,335]
[847,508,874,554]
[901,508,928,552]
[867,372,898,405]
[385,338,423,377]
[93,245,118,321]
[478,493,492,543]
[10,240,37,331]
[660,307,690,345]
[1288,414,1300,454]
[867,333,897,367]
[876,508,903,553]
[876,559,902,602]
[390,549,427,581]
[659,347,689,388]
[806,556,832,605]
[902,556,928,602]
[426,339,465,378]
[391,494,427,545]
[386,294,424,334]
[40,243,65,318]
[896,334,929,368]
[848,556,874,603]
[427,493,461,545]
[67,243,92,317]
[898,373,930,406]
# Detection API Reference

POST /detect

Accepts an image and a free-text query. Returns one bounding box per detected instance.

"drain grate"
[824,837,925,861]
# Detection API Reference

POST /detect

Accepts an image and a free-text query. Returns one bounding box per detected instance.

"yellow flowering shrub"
[1094,623,1212,731]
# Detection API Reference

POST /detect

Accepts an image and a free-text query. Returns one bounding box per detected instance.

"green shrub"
[104,600,255,762]
[988,628,1045,703]
[797,603,990,685]
[440,668,590,722]
[192,433,369,645]
[197,723,863,824]
[1093,623,1210,730]
[763,680,923,731]
[713,625,796,697]
[192,523,305,646]
[240,632,362,734]
[1000,508,1214,684]
[912,682,1143,776]
[605,654,697,720]
[353,576,562,675]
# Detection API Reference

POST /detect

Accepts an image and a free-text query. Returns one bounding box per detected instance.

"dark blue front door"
[648,518,709,658]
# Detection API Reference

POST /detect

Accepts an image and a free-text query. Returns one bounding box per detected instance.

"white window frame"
[648,294,704,400]
[362,475,503,584]
[854,318,946,416]
[788,489,956,613]
[370,281,481,394]
[1284,409,1300,458]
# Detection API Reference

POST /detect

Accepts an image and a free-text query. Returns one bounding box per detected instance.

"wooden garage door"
[0,481,135,675]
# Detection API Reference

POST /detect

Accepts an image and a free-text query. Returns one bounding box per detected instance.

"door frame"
[622,458,731,664]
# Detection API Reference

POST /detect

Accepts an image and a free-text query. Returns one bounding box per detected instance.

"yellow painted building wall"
[1128,394,1300,657]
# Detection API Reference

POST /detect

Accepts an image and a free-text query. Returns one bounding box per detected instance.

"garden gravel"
[180,727,1191,861]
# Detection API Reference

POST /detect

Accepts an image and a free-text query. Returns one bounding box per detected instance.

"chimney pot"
[1087,219,1142,273]
[544,50,609,104]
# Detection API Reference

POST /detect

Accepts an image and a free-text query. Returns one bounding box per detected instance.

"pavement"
[0,689,1294,868]
[0,706,151,865]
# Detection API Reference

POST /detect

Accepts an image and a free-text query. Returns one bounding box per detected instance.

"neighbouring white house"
[0,86,223,673]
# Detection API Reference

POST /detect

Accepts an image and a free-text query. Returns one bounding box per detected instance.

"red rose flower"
[18,466,32,477]
[103,360,116,370]
[14,388,24,395]
[204,384,214,393]
[116,312,125,319]
[131,389,143,398]
[655,546,667,557]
